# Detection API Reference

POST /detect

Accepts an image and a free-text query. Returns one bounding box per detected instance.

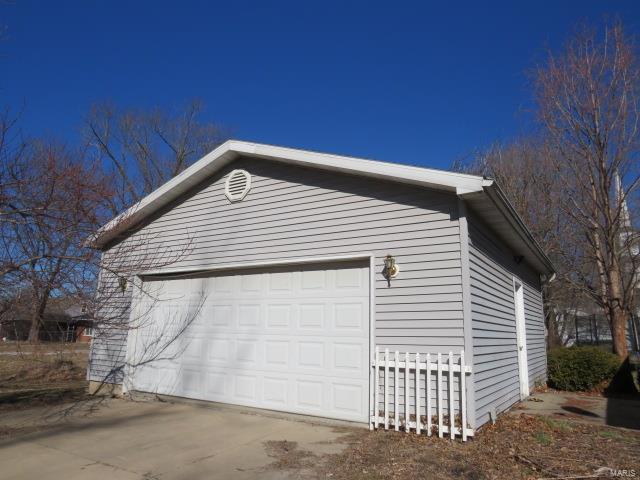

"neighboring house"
[0,299,93,343]
[86,141,554,431]
[64,304,94,343]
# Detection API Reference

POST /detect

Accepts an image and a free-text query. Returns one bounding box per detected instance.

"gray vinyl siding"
[89,157,465,383]
[88,266,132,384]
[524,282,546,386]
[468,214,546,427]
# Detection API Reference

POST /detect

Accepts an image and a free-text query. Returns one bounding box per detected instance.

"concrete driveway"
[0,398,356,480]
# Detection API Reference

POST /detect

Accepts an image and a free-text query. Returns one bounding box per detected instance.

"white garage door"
[125,262,370,422]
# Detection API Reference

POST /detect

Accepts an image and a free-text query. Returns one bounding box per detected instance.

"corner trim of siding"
[369,254,377,426]
[87,258,104,382]
[457,198,476,429]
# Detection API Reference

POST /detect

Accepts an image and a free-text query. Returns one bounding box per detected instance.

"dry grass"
[0,342,89,410]
[264,413,640,480]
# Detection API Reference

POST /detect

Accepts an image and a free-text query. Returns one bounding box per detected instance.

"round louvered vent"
[224,169,252,202]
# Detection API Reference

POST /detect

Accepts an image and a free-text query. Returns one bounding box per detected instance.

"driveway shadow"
[518,392,640,430]
[605,396,640,430]
[603,358,640,429]
[0,398,175,447]
[561,405,599,418]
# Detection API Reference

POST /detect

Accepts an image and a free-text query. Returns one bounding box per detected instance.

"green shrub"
[547,346,620,391]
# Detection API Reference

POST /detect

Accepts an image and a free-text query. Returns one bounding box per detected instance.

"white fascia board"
[460,182,555,275]
[89,140,486,248]
[235,141,485,194]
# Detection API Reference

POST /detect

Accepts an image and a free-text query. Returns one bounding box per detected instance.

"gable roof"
[89,140,555,275]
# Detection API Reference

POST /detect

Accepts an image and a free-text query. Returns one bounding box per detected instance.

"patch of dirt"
[264,414,640,480]
[264,440,317,470]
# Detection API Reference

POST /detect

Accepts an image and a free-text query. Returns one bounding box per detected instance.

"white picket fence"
[370,347,474,441]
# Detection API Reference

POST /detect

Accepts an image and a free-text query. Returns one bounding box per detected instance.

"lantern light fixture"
[383,254,399,281]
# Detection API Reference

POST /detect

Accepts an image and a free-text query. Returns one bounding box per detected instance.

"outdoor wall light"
[383,254,400,286]
[118,277,128,293]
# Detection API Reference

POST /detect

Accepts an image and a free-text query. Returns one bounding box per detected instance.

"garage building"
[87,141,554,432]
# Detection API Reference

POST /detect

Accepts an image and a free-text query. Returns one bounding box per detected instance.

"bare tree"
[535,22,640,358]
[1,101,227,342]
[0,109,33,326]
[0,108,29,221]
[1,141,109,341]
[455,139,580,349]
[80,101,230,392]
[84,220,206,392]
[85,100,228,215]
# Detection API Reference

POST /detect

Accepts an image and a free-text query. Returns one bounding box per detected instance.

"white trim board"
[134,253,376,278]
[512,276,530,399]
[123,254,376,422]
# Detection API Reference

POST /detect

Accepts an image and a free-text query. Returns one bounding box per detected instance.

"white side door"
[513,279,529,398]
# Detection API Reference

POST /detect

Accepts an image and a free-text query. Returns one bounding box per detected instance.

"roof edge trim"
[476,182,555,275]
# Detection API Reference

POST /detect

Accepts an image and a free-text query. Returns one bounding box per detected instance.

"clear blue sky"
[3,1,639,169]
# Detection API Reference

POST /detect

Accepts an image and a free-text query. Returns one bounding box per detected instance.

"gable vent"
[224,169,252,202]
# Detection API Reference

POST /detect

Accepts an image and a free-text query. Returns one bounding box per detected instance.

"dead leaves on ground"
[264,413,640,480]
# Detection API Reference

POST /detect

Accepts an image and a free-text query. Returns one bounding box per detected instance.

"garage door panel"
[334,301,367,331]
[180,367,203,398]
[235,338,259,365]
[127,262,370,422]
[296,379,324,410]
[264,340,290,367]
[268,271,294,292]
[205,371,227,397]
[332,383,366,416]
[335,267,364,289]
[296,340,325,370]
[301,269,326,290]
[333,342,366,372]
[186,336,369,379]
[181,337,204,361]
[211,305,233,326]
[207,338,230,363]
[240,274,262,293]
[266,304,292,328]
[238,304,261,327]
[134,363,180,396]
[234,374,258,401]
[263,376,289,406]
[298,304,326,329]
[199,299,368,337]
[184,365,370,420]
